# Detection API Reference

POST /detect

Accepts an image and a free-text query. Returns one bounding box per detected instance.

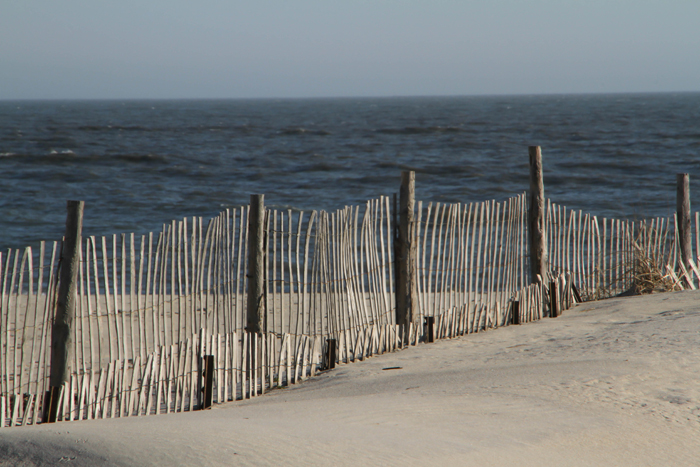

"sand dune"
[1,291,699,466]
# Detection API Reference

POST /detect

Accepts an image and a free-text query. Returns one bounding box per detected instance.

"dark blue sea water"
[1,93,699,251]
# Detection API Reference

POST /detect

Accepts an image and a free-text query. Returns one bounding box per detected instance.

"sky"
[1,0,699,100]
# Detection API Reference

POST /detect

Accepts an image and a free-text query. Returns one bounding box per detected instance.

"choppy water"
[1,93,699,251]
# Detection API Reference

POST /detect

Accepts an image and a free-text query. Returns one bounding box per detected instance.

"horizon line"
[2,89,700,103]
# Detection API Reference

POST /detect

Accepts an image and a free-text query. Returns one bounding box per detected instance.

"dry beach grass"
[1,290,699,466]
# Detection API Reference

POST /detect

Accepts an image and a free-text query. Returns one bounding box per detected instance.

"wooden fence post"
[396,171,417,343]
[424,316,435,343]
[528,146,548,284]
[247,194,265,334]
[677,173,691,274]
[200,355,215,409]
[324,338,337,370]
[47,200,84,422]
[549,281,559,318]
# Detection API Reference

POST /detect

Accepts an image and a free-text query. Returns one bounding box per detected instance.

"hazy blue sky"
[2,1,698,99]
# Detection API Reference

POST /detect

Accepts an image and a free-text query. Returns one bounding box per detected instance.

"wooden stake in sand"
[396,171,418,343]
[677,174,692,275]
[528,146,548,284]
[47,201,84,423]
[247,195,266,334]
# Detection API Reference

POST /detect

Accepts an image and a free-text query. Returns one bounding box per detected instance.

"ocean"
[1,93,699,251]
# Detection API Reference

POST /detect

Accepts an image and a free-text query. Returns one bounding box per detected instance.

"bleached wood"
[175,223,183,345]
[528,147,547,282]
[395,172,417,335]
[384,196,393,322]
[362,202,378,325]
[10,393,20,426]
[15,248,29,395]
[28,243,44,398]
[106,361,117,418]
[76,371,87,421]
[272,211,278,336]
[426,203,440,320]
[241,332,248,398]
[20,391,33,425]
[0,250,10,397]
[51,201,84,392]
[112,235,123,361]
[433,204,448,319]
[119,234,128,363]
[277,333,286,387]
[186,337,195,410]
[302,211,316,335]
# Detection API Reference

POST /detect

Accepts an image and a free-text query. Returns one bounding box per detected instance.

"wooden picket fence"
[0,192,693,427]
[545,202,700,297]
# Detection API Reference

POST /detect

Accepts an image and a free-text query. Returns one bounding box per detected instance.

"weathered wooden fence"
[1,173,696,427]
[545,202,700,299]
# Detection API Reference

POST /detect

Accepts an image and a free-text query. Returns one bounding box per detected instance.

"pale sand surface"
[2,291,700,466]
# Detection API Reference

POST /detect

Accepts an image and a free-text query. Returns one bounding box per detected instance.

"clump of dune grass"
[630,241,680,295]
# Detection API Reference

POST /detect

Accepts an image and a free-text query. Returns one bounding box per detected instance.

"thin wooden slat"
[235,210,245,333]
[182,218,191,340]
[144,350,159,416]
[285,333,291,386]
[1,250,11,397]
[161,224,172,349]
[178,339,190,411]
[158,227,170,350]
[135,355,151,416]
[252,333,258,397]
[154,348,166,415]
[382,196,392,323]
[120,234,128,363]
[107,361,117,418]
[190,217,199,337]
[19,247,34,397]
[21,393,35,426]
[137,235,146,362]
[173,221,181,344]
[427,203,441,319]
[10,393,21,427]
[145,232,155,354]
[468,203,479,315]
[100,237,115,363]
[28,243,45,399]
[188,334,197,411]
[86,371,95,420]
[486,202,499,327]
[83,240,96,382]
[68,373,76,421]
[129,233,137,367]
[94,367,106,419]
[112,235,123,361]
[216,334,224,403]
[224,334,230,401]
[224,211,232,336]
[156,227,167,350]
[231,332,238,400]
[414,201,425,326]
[126,355,141,417]
[2,395,9,428]
[241,332,248,398]
[77,371,88,421]
[7,250,20,396]
[434,204,449,320]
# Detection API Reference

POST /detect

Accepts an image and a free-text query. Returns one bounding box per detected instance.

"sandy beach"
[1,290,699,466]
